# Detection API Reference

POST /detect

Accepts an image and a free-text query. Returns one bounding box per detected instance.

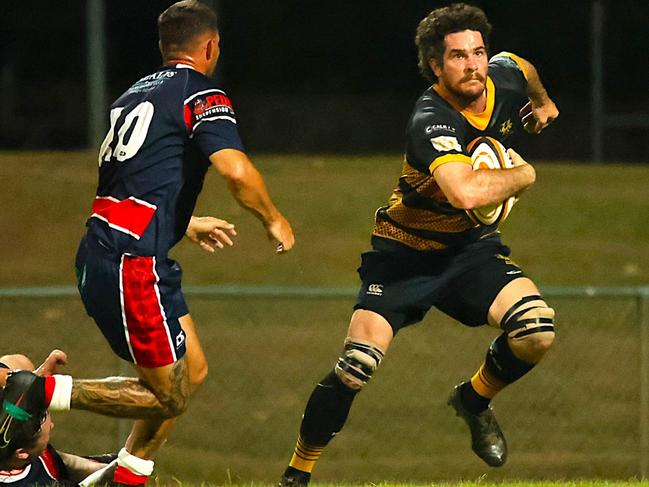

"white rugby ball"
[465,136,517,226]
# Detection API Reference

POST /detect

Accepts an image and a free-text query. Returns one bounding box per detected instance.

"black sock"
[459,380,491,414]
[299,370,358,445]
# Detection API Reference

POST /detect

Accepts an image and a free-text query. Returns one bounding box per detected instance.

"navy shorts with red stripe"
[75,234,188,368]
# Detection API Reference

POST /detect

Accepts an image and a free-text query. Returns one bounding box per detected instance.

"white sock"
[117,447,155,476]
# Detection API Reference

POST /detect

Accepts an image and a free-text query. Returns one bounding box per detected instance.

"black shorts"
[354,238,526,333]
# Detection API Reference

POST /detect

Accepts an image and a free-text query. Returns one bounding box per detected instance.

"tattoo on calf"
[70,359,190,419]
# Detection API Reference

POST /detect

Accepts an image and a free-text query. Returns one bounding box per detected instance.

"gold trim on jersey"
[428,153,472,174]
[433,77,496,131]
[373,219,448,251]
[491,51,529,80]
[372,158,475,251]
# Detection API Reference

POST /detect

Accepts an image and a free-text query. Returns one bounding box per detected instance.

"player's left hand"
[35,349,68,376]
[186,216,237,253]
[520,99,559,134]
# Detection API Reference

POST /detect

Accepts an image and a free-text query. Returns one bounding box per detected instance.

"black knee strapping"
[299,370,358,446]
[334,339,384,390]
[484,334,534,384]
[500,295,555,339]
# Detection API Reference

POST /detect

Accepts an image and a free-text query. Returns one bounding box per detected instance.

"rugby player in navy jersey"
[279,4,558,485]
[0,352,111,486]
[4,1,294,485]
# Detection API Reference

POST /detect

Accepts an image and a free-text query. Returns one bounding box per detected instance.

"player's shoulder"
[408,87,465,137]
[178,67,229,98]
[489,52,528,81]
[410,87,462,132]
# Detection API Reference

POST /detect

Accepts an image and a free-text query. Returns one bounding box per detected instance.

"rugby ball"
[465,136,517,226]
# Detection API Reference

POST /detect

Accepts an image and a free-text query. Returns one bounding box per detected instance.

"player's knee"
[509,329,555,364]
[501,298,555,364]
[189,361,208,391]
[334,339,385,391]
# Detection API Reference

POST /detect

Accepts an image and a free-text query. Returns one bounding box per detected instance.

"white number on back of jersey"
[99,102,155,165]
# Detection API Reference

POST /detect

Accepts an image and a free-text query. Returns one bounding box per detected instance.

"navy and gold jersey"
[373,53,529,252]
[86,64,245,258]
[0,445,67,486]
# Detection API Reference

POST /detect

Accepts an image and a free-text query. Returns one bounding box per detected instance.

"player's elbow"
[211,149,250,186]
[221,162,248,186]
[444,188,481,210]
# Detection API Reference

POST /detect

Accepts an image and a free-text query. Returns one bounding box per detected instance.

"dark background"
[1,0,647,161]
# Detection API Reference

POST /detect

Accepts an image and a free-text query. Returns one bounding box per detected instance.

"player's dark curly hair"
[0,389,43,467]
[158,1,219,55]
[415,3,492,82]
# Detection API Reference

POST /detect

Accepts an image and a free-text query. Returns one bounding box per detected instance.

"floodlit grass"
[1,152,648,287]
[147,482,649,486]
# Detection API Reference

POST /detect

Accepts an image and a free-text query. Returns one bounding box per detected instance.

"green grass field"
[1,152,649,484]
[1,152,648,288]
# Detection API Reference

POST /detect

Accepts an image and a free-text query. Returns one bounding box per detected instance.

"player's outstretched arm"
[58,452,110,484]
[185,216,237,253]
[209,148,295,254]
[515,56,559,134]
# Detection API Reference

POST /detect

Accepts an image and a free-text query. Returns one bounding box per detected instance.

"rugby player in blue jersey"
[0,351,111,486]
[4,1,295,485]
[279,4,558,485]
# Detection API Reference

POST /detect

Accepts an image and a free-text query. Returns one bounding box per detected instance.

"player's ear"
[206,34,220,61]
[14,448,30,461]
[429,58,442,78]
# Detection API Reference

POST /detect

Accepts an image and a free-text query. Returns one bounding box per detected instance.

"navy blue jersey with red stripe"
[87,64,245,257]
[0,445,67,486]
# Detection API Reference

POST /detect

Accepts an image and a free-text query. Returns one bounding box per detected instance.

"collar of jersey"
[0,463,31,480]
[174,63,196,71]
[432,76,495,131]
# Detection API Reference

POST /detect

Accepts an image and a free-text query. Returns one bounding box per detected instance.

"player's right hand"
[520,100,559,134]
[266,215,295,254]
[185,216,237,253]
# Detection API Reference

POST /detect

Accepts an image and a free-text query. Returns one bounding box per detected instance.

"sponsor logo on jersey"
[367,284,384,296]
[430,135,462,152]
[184,90,237,131]
[139,71,176,82]
[193,99,207,116]
[425,124,456,134]
[176,330,186,348]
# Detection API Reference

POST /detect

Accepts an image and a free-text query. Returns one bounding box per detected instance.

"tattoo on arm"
[70,359,190,419]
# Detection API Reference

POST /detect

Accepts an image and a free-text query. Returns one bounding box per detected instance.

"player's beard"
[448,74,486,106]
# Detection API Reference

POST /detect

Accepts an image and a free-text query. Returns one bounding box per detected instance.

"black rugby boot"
[448,384,507,467]
[278,466,311,487]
